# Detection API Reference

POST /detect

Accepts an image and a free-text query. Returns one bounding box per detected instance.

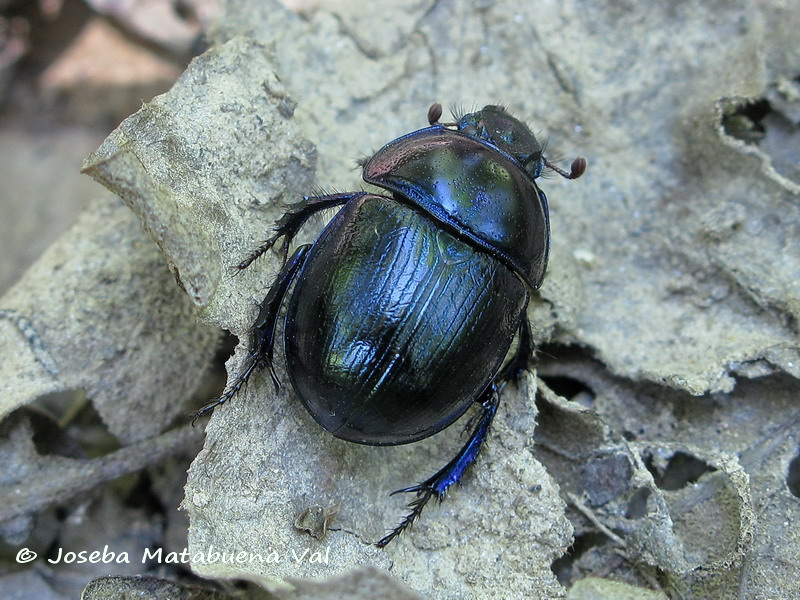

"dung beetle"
[195,103,586,547]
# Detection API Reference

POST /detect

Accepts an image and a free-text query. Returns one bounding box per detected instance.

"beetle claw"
[376,487,435,548]
[189,390,232,424]
[389,482,431,496]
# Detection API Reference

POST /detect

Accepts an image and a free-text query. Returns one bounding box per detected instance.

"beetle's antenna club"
[427,103,443,125]
[546,156,587,180]
[428,102,457,127]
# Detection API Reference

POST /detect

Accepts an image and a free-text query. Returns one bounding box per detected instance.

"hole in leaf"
[551,531,608,586]
[644,451,716,491]
[722,98,771,144]
[539,375,595,406]
[25,406,85,459]
[626,487,651,519]
[25,391,120,459]
[28,390,123,459]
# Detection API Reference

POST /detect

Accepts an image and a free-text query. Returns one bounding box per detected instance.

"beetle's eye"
[522,151,541,164]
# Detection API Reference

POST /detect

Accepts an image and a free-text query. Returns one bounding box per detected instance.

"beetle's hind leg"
[377,316,533,546]
[376,385,500,548]
[192,245,312,421]
[236,192,367,271]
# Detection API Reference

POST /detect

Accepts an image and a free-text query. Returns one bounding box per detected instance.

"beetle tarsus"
[376,487,436,548]
[235,234,282,271]
[190,352,263,423]
[265,357,281,391]
[377,386,500,547]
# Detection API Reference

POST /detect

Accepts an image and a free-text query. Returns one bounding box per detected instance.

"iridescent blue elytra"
[285,194,526,444]
[194,104,586,547]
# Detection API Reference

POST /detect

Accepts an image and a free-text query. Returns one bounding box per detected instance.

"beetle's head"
[457,105,546,178]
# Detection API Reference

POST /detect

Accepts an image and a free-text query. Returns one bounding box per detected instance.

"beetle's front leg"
[192,245,312,421]
[236,192,368,271]
[377,385,500,547]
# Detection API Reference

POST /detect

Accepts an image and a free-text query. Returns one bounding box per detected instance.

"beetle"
[195,103,586,547]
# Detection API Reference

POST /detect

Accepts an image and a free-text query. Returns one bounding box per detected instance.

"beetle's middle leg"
[192,245,312,420]
[236,192,368,270]
[497,316,534,383]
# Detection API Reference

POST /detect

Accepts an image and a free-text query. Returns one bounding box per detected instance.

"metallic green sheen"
[363,126,549,288]
[283,194,528,445]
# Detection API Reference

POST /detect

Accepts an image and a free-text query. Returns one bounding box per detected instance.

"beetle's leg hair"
[192,245,312,422]
[236,192,366,271]
[497,316,533,384]
[376,385,500,547]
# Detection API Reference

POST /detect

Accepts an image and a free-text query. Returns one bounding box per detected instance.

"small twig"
[567,491,626,548]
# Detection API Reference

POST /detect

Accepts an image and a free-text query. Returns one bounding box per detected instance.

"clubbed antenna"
[428,102,443,125]
[427,102,457,127]
[546,156,587,180]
